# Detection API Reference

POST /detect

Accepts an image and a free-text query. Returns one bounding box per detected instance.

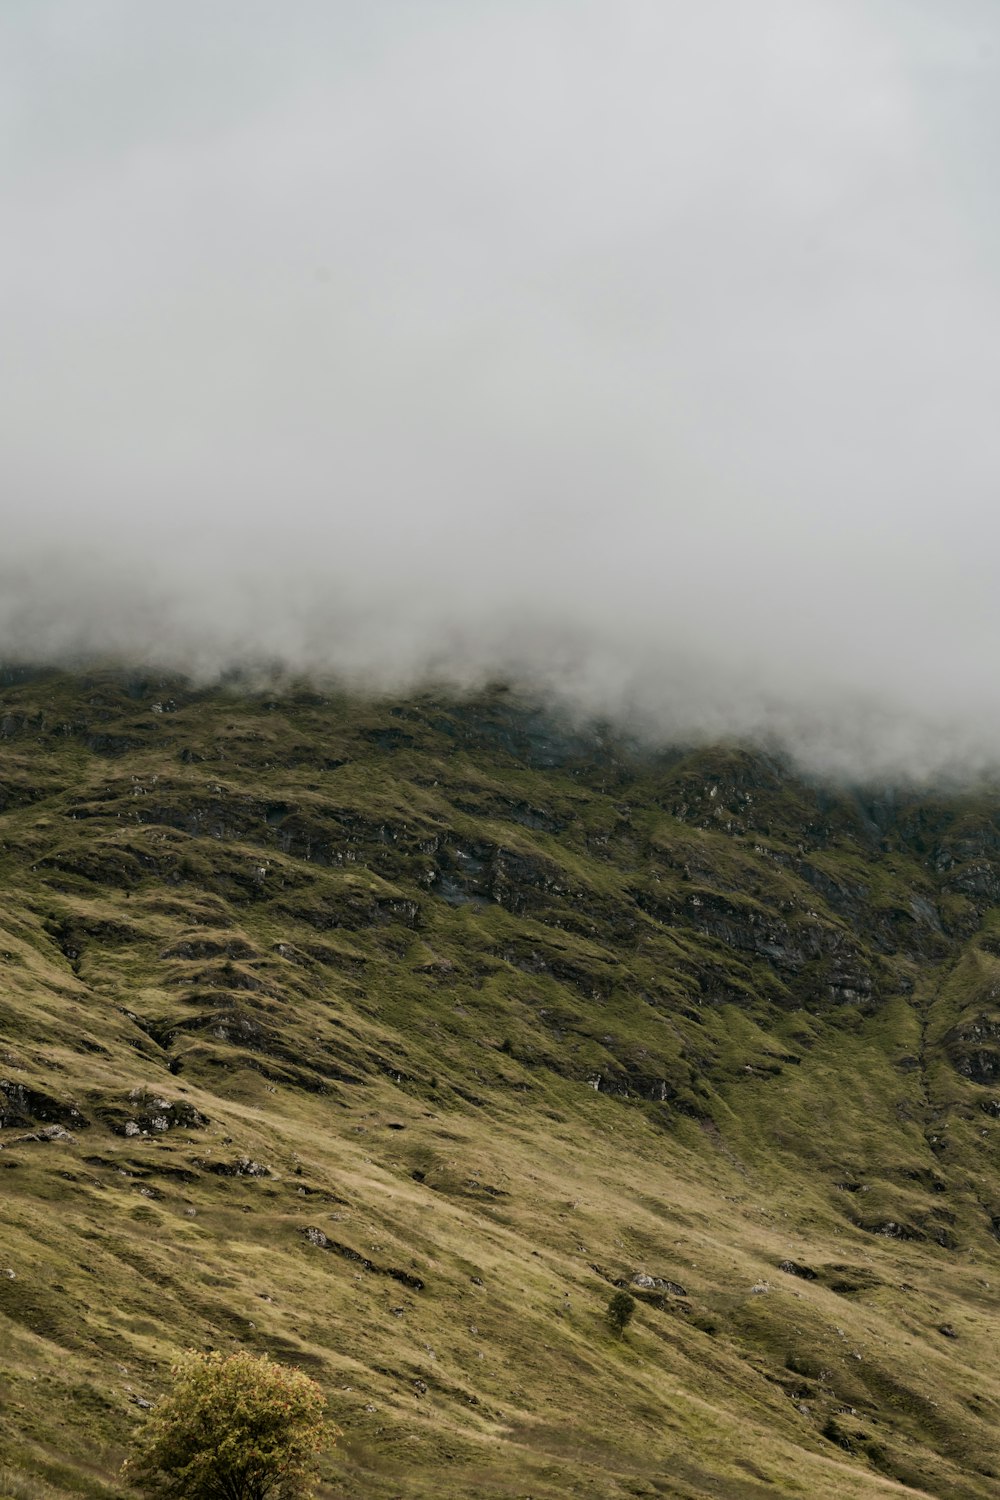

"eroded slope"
[2,670,1000,1498]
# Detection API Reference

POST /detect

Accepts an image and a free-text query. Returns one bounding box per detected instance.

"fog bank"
[3,1,1000,779]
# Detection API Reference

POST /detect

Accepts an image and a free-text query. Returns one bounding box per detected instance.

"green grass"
[0,1469,63,1500]
[1,668,1000,1496]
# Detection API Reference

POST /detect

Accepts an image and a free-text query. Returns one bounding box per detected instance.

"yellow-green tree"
[124,1350,332,1500]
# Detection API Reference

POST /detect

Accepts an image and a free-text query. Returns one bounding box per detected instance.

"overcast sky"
[2,1,999,778]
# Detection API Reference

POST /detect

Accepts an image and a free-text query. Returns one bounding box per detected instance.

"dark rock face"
[945,1016,1000,1084]
[430,840,581,918]
[202,1156,269,1177]
[0,1083,88,1131]
[778,1260,818,1281]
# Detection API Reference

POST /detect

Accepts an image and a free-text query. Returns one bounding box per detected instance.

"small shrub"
[606,1290,636,1336]
[123,1349,333,1499]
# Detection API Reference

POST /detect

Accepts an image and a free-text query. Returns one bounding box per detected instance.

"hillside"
[2,667,1000,1499]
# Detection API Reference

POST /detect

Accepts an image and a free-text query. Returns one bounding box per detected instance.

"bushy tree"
[607,1290,636,1336]
[123,1349,332,1500]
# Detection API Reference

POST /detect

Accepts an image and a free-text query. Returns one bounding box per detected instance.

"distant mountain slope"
[2,668,1000,1499]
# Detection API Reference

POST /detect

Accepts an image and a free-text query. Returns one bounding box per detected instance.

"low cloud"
[3,1,1000,780]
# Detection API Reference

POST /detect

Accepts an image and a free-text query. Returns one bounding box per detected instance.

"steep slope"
[2,668,1000,1499]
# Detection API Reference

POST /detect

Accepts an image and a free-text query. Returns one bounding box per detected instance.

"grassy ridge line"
[0,669,999,1496]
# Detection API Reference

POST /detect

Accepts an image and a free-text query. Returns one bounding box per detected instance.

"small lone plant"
[123,1349,333,1499]
[606,1290,636,1336]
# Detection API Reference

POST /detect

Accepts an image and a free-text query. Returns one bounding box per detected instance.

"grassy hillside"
[2,667,1000,1499]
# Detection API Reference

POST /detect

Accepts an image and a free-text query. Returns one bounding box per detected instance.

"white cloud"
[2,1,1000,778]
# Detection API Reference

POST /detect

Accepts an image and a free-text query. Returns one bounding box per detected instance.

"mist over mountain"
[3,0,1000,779]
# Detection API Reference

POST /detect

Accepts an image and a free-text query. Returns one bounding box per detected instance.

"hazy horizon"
[4,1,1000,780]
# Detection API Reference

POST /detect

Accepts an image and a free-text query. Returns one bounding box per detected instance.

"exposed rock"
[203,1156,270,1177]
[945,1015,1000,1085]
[632,1274,688,1296]
[5,1125,76,1146]
[0,1082,88,1132]
[778,1260,817,1281]
[857,1219,922,1241]
[304,1232,425,1289]
[100,1092,207,1137]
